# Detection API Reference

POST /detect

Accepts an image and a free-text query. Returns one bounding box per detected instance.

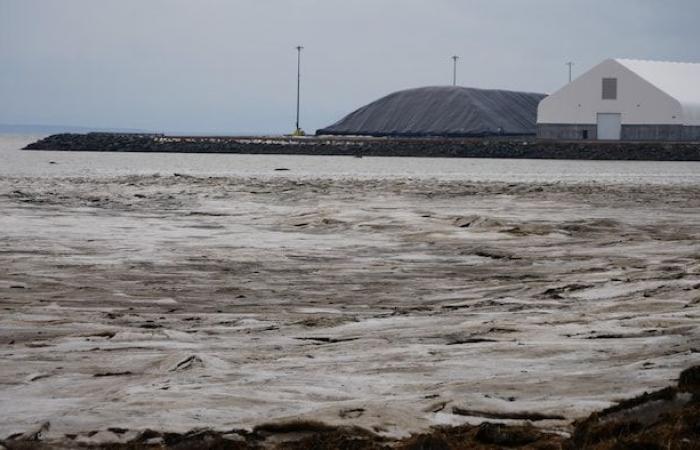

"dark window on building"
[582,130,589,140]
[602,78,617,100]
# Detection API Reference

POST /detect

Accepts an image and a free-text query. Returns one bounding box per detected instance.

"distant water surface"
[1,134,699,185]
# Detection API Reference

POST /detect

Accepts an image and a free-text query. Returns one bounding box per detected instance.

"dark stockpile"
[316,86,546,137]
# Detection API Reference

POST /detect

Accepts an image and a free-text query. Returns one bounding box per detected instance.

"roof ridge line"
[616,58,700,66]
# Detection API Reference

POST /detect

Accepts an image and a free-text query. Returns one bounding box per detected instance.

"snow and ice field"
[0,173,698,443]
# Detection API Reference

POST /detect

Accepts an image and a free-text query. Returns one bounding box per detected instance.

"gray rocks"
[23,133,700,161]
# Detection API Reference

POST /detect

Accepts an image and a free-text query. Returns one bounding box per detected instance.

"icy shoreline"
[0,174,698,445]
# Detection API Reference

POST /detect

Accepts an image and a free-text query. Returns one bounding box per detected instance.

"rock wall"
[23,133,700,161]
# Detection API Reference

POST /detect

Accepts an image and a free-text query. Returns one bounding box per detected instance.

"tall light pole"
[566,61,574,83]
[451,55,459,86]
[295,45,304,135]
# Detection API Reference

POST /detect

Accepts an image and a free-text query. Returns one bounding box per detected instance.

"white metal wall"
[538,59,684,126]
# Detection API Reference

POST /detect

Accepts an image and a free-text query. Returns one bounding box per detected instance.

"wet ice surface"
[1,173,699,442]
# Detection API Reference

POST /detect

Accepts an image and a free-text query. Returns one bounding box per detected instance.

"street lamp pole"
[295,45,304,135]
[566,61,574,83]
[452,55,459,86]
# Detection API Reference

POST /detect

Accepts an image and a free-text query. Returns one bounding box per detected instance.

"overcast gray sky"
[1,0,699,134]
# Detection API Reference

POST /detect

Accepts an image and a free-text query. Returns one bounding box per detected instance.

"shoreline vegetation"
[2,365,699,449]
[24,133,700,161]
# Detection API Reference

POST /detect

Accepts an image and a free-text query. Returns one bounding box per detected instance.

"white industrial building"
[537,59,700,141]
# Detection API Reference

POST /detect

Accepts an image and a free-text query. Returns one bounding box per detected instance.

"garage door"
[597,113,622,140]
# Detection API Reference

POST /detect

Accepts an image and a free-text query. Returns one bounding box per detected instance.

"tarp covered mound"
[317,86,547,137]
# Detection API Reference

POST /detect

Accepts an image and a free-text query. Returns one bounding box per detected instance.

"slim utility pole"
[295,45,304,135]
[451,55,459,86]
[566,61,574,83]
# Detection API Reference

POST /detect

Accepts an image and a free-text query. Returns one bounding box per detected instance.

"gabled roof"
[616,59,700,106]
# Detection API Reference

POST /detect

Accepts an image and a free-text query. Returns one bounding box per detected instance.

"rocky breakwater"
[23,132,700,161]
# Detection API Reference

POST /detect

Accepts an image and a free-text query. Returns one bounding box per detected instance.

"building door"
[597,113,622,140]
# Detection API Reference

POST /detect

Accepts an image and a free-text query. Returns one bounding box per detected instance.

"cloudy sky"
[1,0,699,134]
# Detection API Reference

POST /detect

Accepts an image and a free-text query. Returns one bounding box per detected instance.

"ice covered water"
[1,132,699,440]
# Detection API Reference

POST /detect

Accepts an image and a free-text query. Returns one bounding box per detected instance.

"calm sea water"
[1,134,699,185]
